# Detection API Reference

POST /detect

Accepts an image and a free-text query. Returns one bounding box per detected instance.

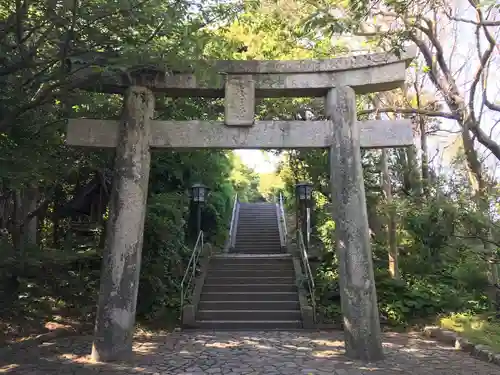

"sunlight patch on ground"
[310,338,344,347]
[311,349,342,358]
[440,313,500,352]
[57,353,92,363]
[133,341,159,354]
[206,340,241,348]
[0,364,19,373]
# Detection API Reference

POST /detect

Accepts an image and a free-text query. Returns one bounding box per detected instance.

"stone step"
[235,239,281,244]
[239,215,276,217]
[209,262,292,268]
[204,276,295,285]
[207,271,295,279]
[209,259,293,265]
[236,239,281,245]
[235,228,279,232]
[197,309,302,321]
[210,256,293,269]
[239,208,276,212]
[237,217,277,221]
[238,214,278,219]
[236,225,277,229]
[195,320,303,330]
[234,240,280,244]
[203,284,297,293]
[233,242,282,246]
[233,241,281,245]
[237,225,279,231]
[236,235,280,238]
[236,222,277,226]
[230,250,283,254]
[208,264,294,272]
[238,215,277,217]
[229,252,284,256]
[234,243,282,248]
[235,233,280,237]
[236,231,279,234]
[231,248,283,252]
[211,254,291,261]
[198,300,300,310]
[200,292,299,302]
[232,245,282,247]
[239,209,276,211]
[239,203,276,206]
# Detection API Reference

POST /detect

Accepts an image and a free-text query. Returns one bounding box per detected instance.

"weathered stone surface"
[225,75,255,126]
[2,330,499,374]
[68,48,416,96]
[91,86,154,362]
[327,86,384,361]
[300,306,315,329]
[67,119,413,149]
[215,46,416,73]
[182,305,196,327]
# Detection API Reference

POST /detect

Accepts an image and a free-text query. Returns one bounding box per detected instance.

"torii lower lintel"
[67,118,414,150]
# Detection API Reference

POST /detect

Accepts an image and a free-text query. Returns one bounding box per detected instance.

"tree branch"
[450,17,500,27]
[358,106,459,119]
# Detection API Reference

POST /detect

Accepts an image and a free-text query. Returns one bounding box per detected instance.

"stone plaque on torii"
[66,47,416,362]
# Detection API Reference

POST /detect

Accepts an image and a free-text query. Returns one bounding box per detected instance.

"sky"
[235,149,280,173]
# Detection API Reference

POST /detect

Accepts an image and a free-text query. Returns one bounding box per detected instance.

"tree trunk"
[11,190,24,252]
[22,186,39,247]
[406,145,421,196]
[461,127,499,286]
[381,149,399,279]
[419,116,430,196]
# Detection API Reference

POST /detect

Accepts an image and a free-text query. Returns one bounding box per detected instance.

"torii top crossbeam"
[68,47,416,97]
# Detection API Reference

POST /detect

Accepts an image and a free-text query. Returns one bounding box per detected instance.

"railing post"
[228,194,239,250]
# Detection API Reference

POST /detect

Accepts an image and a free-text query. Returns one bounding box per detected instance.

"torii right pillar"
[327,86,384,361]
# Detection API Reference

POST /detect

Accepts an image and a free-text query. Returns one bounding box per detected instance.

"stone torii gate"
[66,47,416,362]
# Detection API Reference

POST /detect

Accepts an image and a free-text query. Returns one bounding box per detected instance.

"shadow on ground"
[0,330,498,374]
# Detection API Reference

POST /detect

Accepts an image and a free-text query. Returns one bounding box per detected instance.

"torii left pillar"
[91,86,154,362]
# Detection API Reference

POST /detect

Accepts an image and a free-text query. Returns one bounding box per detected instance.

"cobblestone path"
[0,330,498,374]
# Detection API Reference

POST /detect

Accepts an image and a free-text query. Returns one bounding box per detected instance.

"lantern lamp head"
[191,183,209,203]
[295,182,313,201]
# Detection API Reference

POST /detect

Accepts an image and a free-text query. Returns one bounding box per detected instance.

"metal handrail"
[228,193,239,248]
[180,230,204,315]
[278,192,287,240]
[297,230,316,321]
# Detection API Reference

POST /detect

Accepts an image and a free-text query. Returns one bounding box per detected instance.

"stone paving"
[0,330,498,374]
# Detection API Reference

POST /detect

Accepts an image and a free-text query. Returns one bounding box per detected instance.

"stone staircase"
[232,202,284,254]
[192,202,304,329]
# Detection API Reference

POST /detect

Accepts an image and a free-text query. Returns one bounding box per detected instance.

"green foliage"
[311,190,495,326]
[138,193,189,320]
[0,0,247,329]
[376,271,489,326]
